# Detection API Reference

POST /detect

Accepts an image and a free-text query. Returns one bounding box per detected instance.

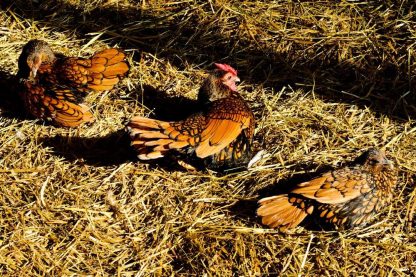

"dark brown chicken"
[17,39,129,127]
[127,63,255,169]
[257,149,398,230]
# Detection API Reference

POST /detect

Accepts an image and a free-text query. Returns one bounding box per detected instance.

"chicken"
[17,39,129,127]
[257,149,398,230]
[127,63,255,170]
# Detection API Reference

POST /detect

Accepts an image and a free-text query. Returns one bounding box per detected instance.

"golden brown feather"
[20,82,93,127]
[17,39,129,127]
[257,149,398,230]
[127,63,255,170]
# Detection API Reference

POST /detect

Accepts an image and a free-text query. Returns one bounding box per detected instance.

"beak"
[382,158,394,169]
[235,77,241,83]
[382,159,391,165]
[30,67,38,80]
[29,54,43,81]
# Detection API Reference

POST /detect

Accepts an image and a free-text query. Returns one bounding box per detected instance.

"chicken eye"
[368,159,379,165]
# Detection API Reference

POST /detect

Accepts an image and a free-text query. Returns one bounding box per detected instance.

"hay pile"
[0,0,415,275]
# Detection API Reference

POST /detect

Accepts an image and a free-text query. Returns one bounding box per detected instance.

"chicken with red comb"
[214,63,238,76]
[127,63,255,170]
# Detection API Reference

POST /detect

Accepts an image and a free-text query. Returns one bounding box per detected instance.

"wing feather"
[195,119,244,158]
[22,82,93,127]
[292,170,370,204]
[128,96,254,164]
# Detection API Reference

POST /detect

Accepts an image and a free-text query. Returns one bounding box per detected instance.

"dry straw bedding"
[0,0,415,275]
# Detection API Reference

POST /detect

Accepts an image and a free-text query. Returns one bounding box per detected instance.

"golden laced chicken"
[127,63,255,170]
[257,149,398,230]
[17,39,129,127]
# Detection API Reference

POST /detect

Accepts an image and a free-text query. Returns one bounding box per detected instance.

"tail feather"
[165,141,189,149]
[88,61,106,73]
[127,116,191,160]
[99,63,129,77]
[90,49,129,77]
[139,151,164,160]
[89,76,119,86]
[84,48,129,91]
[144,138,174,147]
[93,48,126,66]
[138,132,170,139]
[87,77,120,91]
[257,195,308,230]
[129,116,166,129]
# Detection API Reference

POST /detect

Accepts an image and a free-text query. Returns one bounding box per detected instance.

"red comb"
[214,63,238,76]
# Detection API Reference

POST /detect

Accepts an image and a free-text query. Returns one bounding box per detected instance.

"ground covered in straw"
[0,0,415,275]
